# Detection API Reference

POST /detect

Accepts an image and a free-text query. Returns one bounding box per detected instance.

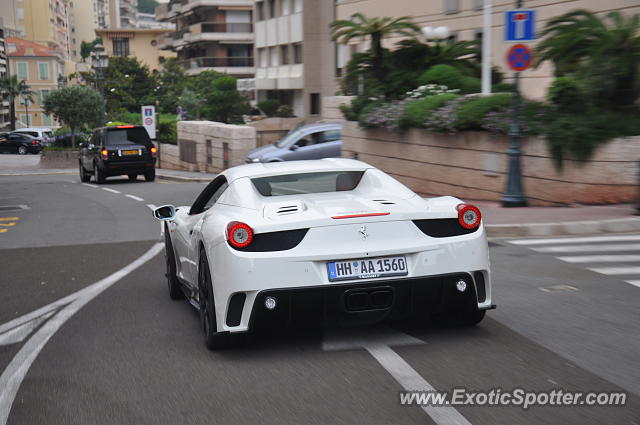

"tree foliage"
[43,86,105,147]
[104,56,157,115]
[0,75,34,130]
[80,37,103,60]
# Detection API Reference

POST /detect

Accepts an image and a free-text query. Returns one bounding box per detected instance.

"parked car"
[245,122,342,163]
[153,159,492,349]
[0,132,42,154]
[11,128,54,147]
[79,125,157,183]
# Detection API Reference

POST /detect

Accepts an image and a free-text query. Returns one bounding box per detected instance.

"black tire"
[165,228,183,300]
[463,309,486,326]
[79,162,91,182]
[17,145,27,155]
[93,162,106,184]
[128,174,137,182]
[198,248,238,350]
[144,168,155,182]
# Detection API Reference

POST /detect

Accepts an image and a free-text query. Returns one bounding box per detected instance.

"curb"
[156,172,213,183]
[486,217,640,238]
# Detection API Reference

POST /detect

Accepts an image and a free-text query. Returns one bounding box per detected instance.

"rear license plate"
[122,149,139,156]
[327,256,407,282]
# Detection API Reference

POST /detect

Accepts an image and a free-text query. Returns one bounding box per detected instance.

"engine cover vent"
[372,199,396,205]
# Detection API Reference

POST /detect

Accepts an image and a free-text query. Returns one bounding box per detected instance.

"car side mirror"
[78,142,85,148]
[290,145,299,151]
[154,205,176,221]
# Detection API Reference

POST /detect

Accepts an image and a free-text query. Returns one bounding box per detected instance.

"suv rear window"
[251,171,365,197]
[15,131,38,137]
[105,128,151,146]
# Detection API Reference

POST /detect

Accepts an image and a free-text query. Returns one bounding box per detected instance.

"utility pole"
[481,0,492,95]
[501,0,527,207]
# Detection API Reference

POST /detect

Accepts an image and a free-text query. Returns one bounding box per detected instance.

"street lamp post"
[91,43,109,125]
[501,0,527,207]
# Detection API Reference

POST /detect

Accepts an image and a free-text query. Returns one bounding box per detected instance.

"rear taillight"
[150,146,157,158]
[457,204,481,229]
[31,140,38,145]
[227,221,254,248]
[101,149,109,159]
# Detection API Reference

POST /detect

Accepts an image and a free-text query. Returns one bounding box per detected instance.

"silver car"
[246,122,341,163]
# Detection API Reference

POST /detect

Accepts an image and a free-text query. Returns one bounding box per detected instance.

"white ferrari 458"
[154,159,494,349]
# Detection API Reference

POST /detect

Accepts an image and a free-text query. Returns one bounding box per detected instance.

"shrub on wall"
[454,93,512,131]
[400,93,460,129]
[418,65,465,90]
[257,100,279,117]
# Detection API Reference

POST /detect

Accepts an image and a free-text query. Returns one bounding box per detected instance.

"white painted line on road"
[323,327,471,425]
[0,243,163,425]
[81,183,98,188]
[510,234,640,246]
[125,194,144,202]
[0,311,55,347]
[625,280,640,288]
[534,244,640,253]
[102,187,121,194]
[587,266,640,275]
[557,255,640,263]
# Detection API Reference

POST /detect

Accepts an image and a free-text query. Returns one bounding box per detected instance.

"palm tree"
[536,9,640,106]
[330,13,420,91]
[0,75,34,130]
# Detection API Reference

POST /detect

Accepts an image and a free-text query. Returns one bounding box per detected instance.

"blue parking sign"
[505,9,536,42]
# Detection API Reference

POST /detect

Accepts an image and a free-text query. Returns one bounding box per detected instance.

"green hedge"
[418,65,464,89]
[455,93,511,130]
[401,94,460,129]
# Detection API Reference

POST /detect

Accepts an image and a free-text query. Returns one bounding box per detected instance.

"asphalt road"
[1,164,639,425]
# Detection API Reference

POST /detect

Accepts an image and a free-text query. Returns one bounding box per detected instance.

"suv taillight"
[150,146,157,158]
[101,149,109,159]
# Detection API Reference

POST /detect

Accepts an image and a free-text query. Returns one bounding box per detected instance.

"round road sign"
[144,117,153,126]
[506,44,533,72]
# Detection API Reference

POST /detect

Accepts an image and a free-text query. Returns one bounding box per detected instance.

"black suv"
[0,133,42,154]
[79,125,157,183]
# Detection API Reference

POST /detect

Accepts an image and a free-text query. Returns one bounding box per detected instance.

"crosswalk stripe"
[557,255,640,263]
[625,280,640,288]
[534,244,640,253]
[588,267,640,275]
[510,234,640,246]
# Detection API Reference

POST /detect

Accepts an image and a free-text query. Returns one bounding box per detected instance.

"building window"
[112,38,130,56]
[39,89,50,104]
[293,43,302,64]
[43,114,52,126]
[256,1,265,20]
[269,46,278,66]
[280,45,289,65]
[20,114,31,126]
[38,62,50,80]
[293,0,302,13]
[258,48,267,67]
[474,0,484,11]
[16,62,28,80]
[282,0,290,15]
[267,0,275,18]
[310,93,320,115]
[444,0,459,14]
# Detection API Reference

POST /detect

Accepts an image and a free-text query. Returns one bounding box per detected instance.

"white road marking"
[510,234,640,246]
[533,244,640,253]
[0,311,55,347]
[324,327,471,425]
[587,267,640,275]
[81,183,98,188]
[125,194,144,202]
[557,255,640,263]
[0,243,163,425]
[625,280,640,288]
[102,188,121,194]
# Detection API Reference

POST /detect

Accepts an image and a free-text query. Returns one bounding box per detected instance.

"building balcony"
[179,0,253,15]
[177,56,255,75]
[155,3,169,20]
[187,22,253,42]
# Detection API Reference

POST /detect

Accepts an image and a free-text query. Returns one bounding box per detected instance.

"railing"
[172,27,191,39]
[200,22,253,33]
[178,57,254,69]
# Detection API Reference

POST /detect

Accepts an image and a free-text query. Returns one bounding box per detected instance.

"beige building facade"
[11,0,72,59]
[68,0,111,61]
[95,28,176,71]
[156,0,255,78]
[7,37,64,128]
[254,0,336,119]
[109,0,139,28]
[335,0,640,100]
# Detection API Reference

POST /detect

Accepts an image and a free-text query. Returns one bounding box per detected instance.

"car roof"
[222,158,373,183]
[12,128,52,132]
[10,133,36,139]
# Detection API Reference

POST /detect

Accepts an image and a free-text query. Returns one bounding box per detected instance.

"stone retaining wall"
[342,121,639,206]
[249,117,304,147]
[39,150,77,169]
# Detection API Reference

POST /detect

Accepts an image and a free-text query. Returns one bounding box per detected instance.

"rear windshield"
[16,131,38,137]
[105,128,151,146]
[251,171,365,197]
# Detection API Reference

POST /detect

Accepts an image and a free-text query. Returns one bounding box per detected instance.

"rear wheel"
[144,168,155,182]
[198,249,239,350]
[17,146,27,155]
[79,162,91,182]
[93,162,106,184]
[128,174,137,182]
[165,228,183,300]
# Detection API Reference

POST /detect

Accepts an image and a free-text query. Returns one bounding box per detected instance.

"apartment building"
[95,28,176,71]
[7,0,71,59]
[6,37,64,127]
[67,0,112,61]
[109,0,139,28]
[0,26,10,129]
[335,0,640,100]
[253,0,336,119]
[155,0,254,78]
[0,0,22,37]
